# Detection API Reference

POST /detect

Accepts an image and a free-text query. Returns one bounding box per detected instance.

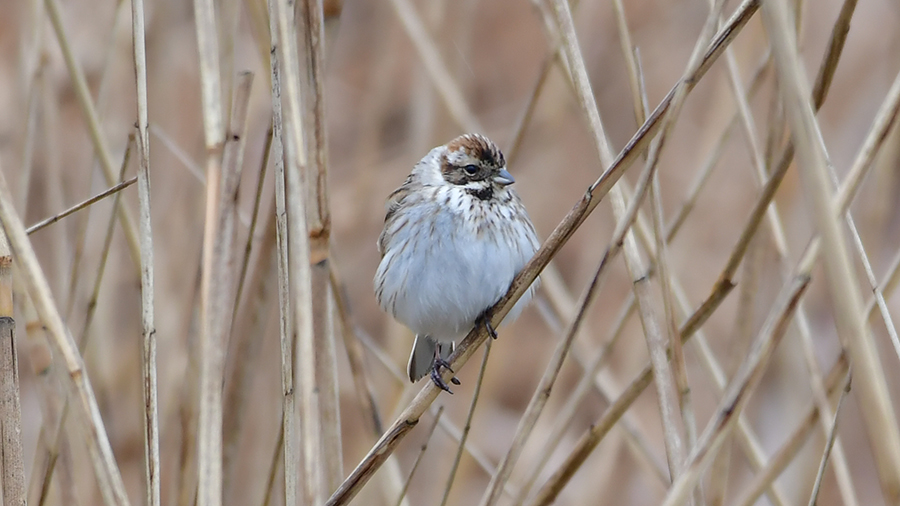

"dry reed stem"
[509,299,651,506]
[503,1,667,483]
[645,3,728,477]
[439,342,492,506]
[214,141,271,491]
[223,206,276,489]
[478,129,663,506]
[222,137,275,486]
[193,0,227,499]
[701,56,900,498]
[394,407,444,506]
[260,421,284,506]
[197,16,256,506]
[265,3,297,504]
[650,170,700,469]
[206,71,255,501]
[300,0,342,490]
[658,274,810,506]
[706,237,761,506]
[617,187,687,479]
[828,30,900,361]
[176,270,202,506]
[326,3,759,502]
[43,0,142,270]
[150,125,206,183]
[54,0,132,319]
[731,356,850,506]
[130,0,161,501]
[614,138,688,487]
[329,264,383,434]
[25,321,70,506]
[513,55,771,502]
[619,181,795,506]
[632,5,898,501]
[713,3,861,503]
[552,0,723,485]
[523,143,822,502]
[220,73,254,278]
[0,227,25,506]
[78,140,132,351]
[1,360,24,506]
[807,377,851,506]
[0,163,130,505]
[269,0,319,501]
[18,0,45,210]
[762,0,900,502]
[323,308,410,506]
[351,318,517,497]
[843,215,900,358]
[232,126,274,320]
[605,2,713,482]
[523,262,739,506]
[27,140,132,506]
[195,11,253,505]
[25,177,138,235]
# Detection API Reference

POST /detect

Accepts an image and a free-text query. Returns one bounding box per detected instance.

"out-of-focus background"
[1,0,900,504]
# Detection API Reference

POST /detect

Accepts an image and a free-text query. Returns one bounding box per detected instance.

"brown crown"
[446,133,505,168]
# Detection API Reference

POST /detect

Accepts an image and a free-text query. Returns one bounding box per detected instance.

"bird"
[374,133,540,393]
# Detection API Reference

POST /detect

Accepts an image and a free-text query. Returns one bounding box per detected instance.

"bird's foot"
[430,357,460,394]
[479,311,498,339]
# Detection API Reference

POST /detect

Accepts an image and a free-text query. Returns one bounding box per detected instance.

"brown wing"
[377,177,415,257]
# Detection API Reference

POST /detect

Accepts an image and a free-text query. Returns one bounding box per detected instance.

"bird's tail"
[407,335,454,382]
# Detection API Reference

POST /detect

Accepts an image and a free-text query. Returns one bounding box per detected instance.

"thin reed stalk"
[270,0,320,502]
[300,0,342,492]
[130,0,160,501]
[44,0,142,271]
[763,1,900,502]
[266,1,298,504]
[0,159,130,506]
[0,225,25,506]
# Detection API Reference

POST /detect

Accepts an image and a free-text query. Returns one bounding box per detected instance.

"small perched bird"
[374,133,540,393]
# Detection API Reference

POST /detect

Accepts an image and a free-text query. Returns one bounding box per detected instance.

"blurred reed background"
[1,0,900,505]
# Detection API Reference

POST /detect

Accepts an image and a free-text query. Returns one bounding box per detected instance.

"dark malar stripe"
[467,186,493,201]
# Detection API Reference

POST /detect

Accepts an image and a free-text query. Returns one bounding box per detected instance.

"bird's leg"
[478,310,498,339]
[430,344,460,393]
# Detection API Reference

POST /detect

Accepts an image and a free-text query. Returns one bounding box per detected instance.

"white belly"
[375,205,537,342]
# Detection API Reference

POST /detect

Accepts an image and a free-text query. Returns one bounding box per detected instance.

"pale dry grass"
[1,0,900,505]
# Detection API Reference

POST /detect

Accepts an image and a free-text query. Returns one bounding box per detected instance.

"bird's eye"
[463,164,478,175]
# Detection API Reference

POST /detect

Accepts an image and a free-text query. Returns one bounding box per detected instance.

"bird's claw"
[480,313,498,339]
[430,357,459,393]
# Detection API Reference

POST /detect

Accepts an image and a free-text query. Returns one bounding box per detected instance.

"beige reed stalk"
[44,0,142,271]
[300,0,342,493]
[762,0,900,502]
[0,163,130,506]
[266,3,298,503]
[657,273,811,506]
[130,0,160,502]
[193,0,227,501]
[0,224,25,506]
[270,0,320,501]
